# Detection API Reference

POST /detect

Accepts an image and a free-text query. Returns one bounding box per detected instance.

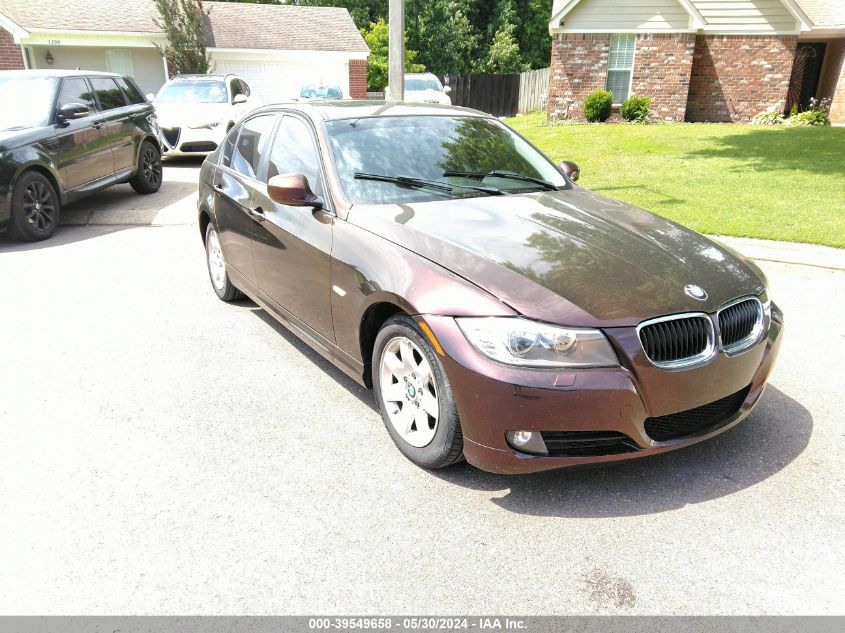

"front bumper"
[422,304,784,474]
[160,124,227,156]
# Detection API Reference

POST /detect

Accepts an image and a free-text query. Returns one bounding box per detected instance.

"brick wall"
[686,35,797,122]
[828,42,845,124]
[348,59,368,99]
[632,33,696,121]
[0,27,24,71]
[547,33,610,120]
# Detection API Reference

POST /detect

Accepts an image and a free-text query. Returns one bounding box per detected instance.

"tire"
[372,314,464,469]
[129,140,163,194]
[204,222,243,302]
[7,171,60,242]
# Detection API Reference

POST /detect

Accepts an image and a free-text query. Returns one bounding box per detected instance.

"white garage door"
[215,58,349,106]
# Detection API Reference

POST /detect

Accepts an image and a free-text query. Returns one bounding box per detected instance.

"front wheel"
[7,171,60,242]
[373,315,464,469]
[130,140,163,194]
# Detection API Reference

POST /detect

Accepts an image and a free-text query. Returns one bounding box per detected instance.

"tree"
[360,18,425,91]
[484,0,527,73]
[153,0,214,75]
[416,0,479,75]
[515,0,553,70]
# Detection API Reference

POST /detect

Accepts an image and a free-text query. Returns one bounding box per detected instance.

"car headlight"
[456,317,619,368]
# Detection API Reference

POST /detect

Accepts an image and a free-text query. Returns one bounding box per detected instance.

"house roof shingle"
[203,1,367,53]
[0,0,369,54]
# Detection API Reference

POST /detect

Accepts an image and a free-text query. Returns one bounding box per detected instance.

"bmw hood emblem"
[684,284,708,301]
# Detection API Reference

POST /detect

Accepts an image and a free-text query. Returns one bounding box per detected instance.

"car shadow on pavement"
[432,385,812,517]
[0,224,135,252]
[250,307,377,412]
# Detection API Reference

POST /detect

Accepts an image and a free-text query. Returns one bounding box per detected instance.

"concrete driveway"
[0,163,842,615]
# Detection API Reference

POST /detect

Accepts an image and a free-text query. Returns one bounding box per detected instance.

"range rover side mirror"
[57,102,90,123]
[558,160,580,182]
[233,94,248,105]
[443,85,452,95]
[268,173,321,208]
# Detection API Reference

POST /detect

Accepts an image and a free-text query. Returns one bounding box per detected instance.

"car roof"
[252,100,489,122]
[0,69,124,79]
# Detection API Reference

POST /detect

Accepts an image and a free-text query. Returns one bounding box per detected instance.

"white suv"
[152,74,252,157]
[386,73,452,105]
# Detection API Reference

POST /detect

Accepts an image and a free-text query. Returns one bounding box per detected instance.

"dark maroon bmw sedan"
[197,102,783,474]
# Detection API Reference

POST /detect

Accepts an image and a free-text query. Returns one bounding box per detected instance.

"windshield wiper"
[354,172,505,196]
[443,170,559,191]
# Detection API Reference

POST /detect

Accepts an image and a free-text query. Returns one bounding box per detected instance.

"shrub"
[583,90,613,122]
[787,98,831,126]
[620,95,652,123]
[752,109,785,125]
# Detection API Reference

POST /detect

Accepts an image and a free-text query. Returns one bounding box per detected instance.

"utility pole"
[388,0,405,101]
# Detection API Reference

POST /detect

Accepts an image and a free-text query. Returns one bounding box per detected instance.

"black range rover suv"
[0,70,163,241]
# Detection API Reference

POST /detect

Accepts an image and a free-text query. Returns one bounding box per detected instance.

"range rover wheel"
[130,140,163,194]
[373,314,463,469]
[205,223,243,302]
[7,171,60,242]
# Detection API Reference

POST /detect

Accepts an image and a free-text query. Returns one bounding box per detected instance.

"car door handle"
[248,206,266,222]
[92,121,103,129]
[213,183,224,196]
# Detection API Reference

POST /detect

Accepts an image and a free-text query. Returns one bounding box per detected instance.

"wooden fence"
[439,74,521,117]
[518,67,549,115]
[438,68,549,117]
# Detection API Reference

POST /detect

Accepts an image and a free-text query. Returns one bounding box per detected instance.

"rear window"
[116,77,146,105]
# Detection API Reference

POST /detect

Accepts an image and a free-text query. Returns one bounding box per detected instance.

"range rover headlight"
[456,317,619,368]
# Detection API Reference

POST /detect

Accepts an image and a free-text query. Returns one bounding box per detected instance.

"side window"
[230,115,276,179]
[267,116,324,198]
[89,77,128,110]
[116,77,146,105]
[221,124,241,168]
[56,78,96,112]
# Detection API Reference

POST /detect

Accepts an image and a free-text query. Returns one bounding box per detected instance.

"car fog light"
[506,430,548,456]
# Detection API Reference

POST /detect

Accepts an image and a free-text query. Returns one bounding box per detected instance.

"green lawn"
[507,113,845,248]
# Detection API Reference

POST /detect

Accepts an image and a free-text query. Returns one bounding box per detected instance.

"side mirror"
[233,94,248,105]
[443,85,452,95]
[57,102,91,123]
[268,173,321,207]
[558,160,580,182]
[145,92,156,102]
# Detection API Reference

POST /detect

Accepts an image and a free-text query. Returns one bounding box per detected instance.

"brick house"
[0,0,369,101]
[547,0,845,123]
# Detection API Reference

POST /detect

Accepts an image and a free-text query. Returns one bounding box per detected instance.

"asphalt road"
[0,165,842,615]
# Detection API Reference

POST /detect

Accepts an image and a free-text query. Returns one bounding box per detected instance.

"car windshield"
[301,85,343,99]
[325,115,568,204]
[156,80,228,103]
[405,77,441,92]
[0,77,57,130]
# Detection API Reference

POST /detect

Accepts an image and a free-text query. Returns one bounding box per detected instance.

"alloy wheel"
[22,181,56,232]
[142,146,162,188]
[206,227,227,291]
[379,336,439,448]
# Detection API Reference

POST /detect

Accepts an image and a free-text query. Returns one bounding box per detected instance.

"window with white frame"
[105,49,133,77]
[606,34,636,104]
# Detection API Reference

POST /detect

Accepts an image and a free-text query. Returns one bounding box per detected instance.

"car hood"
[347,188,765,327]
[152,102,231,127]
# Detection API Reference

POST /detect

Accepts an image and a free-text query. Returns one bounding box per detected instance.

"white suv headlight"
[456,317,619,368]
